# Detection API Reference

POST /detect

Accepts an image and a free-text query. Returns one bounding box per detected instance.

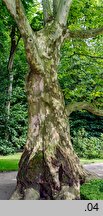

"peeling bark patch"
[51,127,59,142]
[32,76,44,95]
[30,115,40,136]
[39,79,44,92]
[31,115,40,126]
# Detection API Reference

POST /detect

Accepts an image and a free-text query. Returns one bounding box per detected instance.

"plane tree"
[2,0,103,199]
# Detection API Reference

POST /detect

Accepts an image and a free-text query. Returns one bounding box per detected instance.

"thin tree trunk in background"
[5,26,20,140]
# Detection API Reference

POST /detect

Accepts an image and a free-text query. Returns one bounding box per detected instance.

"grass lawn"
[0,153,103,171]
[0,153,22,171]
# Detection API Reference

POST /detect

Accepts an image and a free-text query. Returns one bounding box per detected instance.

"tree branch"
[69,27,103,39]
[3,0,43,70]
[53,0,60,17]
[3,0,33,39]
[67,52,103,60]
[56,0,72,27]
[3,0,16,17]
[8,26,21,71]
[66,102,103,117]
[75,52,103,60]
[42,0,53,24]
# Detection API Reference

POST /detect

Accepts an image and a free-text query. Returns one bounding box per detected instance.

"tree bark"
[12,73,85,199]
[42,0,53,24]
[53,0,60,17]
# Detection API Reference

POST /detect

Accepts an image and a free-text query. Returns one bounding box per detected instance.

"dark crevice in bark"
[17,148,35,190]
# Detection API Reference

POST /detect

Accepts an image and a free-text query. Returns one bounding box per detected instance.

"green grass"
[80,179,103,200]
[0,153,103,172]
[0,153,21,171]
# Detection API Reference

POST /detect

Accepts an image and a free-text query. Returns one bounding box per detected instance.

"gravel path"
[1,163,103,200]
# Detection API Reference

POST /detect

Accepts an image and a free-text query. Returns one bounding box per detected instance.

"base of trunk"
[10,186,79,200]
[10,146,86,200]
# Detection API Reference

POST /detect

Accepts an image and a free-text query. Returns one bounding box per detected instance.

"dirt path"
[0,163,103,200]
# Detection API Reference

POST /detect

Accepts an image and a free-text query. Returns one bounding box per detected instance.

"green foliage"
[70,111,103,137]
[80,179,103,200]
[70,111,103,158]
[9,41,28,151]
[0,37,28,154]
[68,0,103,30]
[0,139,15,155]
[58,0,103,107]
[58,38,103,106]
[58,2,103,159]
[31,11,43,31]
[72,128,103,159]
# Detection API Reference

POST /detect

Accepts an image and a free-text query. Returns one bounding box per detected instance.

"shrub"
[0,139,15,155]
[72,129,103,159]
[80,179,103,200]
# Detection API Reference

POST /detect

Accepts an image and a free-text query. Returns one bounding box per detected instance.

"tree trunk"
[5,26,20,141]
[11,39,86,200]
[5,71,13,140]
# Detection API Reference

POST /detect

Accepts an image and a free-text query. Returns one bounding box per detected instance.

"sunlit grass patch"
[0,153,21,171]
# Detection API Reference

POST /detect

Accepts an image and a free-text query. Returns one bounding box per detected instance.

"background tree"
[0,0,39,154]
[59,36,103,159]
[2,0,103,200]
[0,3,28,154]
